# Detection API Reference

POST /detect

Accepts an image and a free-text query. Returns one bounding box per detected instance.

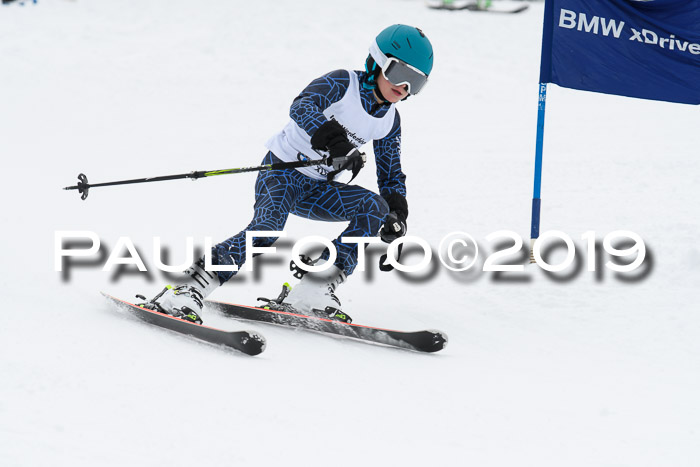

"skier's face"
[377,72,409,103]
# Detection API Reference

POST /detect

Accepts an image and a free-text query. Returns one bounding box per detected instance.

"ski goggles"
[381,57,429,95]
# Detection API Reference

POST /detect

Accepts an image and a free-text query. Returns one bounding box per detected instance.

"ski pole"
[63,157,329,200]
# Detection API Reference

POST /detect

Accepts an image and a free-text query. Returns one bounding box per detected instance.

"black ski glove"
[380,192,409,243]
[380,212,407,243]
[311,120,365,180]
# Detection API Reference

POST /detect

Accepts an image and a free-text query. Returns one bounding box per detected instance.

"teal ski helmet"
[364,24,433,95]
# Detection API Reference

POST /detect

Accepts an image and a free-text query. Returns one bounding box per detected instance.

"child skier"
[147,24,434,324]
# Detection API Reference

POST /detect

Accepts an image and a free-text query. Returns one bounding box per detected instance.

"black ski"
[103,293,266,356]
[206,300,448,353]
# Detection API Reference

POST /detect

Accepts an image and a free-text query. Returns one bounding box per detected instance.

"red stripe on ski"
[107,295,223,331]
[209,300,406,333]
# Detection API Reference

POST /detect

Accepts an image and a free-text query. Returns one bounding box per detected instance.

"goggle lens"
[382,58,428,95]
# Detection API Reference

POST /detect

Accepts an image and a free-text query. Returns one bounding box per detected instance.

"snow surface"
[1,1,699,466]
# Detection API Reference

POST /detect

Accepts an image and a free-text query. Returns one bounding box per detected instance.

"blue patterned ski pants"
[212,152,389,283]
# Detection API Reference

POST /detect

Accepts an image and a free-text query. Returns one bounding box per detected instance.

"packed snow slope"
[1,1,699,466]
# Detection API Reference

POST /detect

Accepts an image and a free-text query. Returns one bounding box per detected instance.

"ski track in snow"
[1,1,699,466]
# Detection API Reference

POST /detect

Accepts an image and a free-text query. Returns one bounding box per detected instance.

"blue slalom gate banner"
[529,0,700,250]
[540,0,700,105]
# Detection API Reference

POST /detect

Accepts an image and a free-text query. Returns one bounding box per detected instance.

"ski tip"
[426,329,448,352]
[241,331,267,356]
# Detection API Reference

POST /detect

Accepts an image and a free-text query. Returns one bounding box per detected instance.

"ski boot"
[259,257,352,324]
[255,255,316,311]
[257,282,352,324]
[138,285,205,324]
[138,258,221,325]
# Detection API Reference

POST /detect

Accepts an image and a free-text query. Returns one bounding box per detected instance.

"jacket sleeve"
[289,69,350,137]
[374,112,406,200]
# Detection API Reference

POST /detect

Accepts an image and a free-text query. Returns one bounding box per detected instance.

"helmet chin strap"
[363,54,380,90]
[373,87,388,104]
